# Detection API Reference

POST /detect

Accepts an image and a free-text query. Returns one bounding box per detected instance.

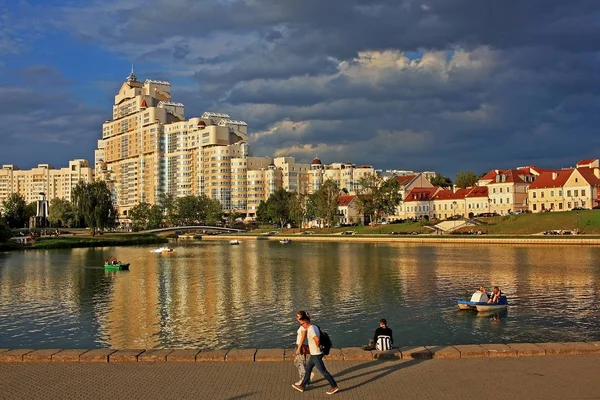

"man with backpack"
[292,315,339,395]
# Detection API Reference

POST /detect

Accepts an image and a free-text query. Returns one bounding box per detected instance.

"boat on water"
[230,240,241,245]
[457,291,508,312]
[104,262,130,271]
[150,247,174,253]
[279,239,292,244]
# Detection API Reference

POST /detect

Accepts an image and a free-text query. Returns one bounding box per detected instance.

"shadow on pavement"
[226,393,258,400]
[334,359,426,392]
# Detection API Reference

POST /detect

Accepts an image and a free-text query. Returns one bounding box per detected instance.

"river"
[1,240,599,349]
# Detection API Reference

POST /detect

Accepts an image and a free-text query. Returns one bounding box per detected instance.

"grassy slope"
[31,234,167,249]
[250,210,600,236]
[478,210,600,235]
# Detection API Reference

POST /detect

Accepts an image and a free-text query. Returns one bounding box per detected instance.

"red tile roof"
[465,186,489,198]
[432,188,470,201]
[337,195,356,207]
[480,168,536,184]
[577,159,598,167]
[528,169,573,189]
[403,187,438,202]
[575,167,600,186]
[395,175,417,186]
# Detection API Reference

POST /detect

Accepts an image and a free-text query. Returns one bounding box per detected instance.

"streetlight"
[452,201,457,229]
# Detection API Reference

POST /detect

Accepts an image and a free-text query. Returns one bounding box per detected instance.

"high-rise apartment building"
[0,159,94,206]
[95,70,249,217]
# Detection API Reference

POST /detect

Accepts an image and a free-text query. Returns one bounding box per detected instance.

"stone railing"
[1,342,599,362]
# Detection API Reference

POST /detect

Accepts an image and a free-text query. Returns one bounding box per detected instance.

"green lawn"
[475,210,600,235]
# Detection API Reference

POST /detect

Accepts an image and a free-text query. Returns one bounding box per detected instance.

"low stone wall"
[1,342,599,362]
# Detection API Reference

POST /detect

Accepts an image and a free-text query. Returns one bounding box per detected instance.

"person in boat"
[479,286,487,295]
[487,286,502,303]
[373,318,393,351]
[111,258,118,265]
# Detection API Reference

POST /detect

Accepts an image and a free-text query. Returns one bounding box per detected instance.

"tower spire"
[127,64,137,82]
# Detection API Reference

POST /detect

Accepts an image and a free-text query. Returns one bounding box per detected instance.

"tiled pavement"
[1,355,600,400]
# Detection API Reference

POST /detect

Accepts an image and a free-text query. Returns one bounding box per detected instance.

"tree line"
[256,175,402,228]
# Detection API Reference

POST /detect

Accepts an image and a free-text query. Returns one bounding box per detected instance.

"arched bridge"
[143,226,245,234]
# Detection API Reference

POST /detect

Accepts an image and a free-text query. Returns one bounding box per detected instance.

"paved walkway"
[2,355,600,399]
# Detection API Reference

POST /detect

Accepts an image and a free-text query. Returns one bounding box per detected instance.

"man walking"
[292,315,339,395]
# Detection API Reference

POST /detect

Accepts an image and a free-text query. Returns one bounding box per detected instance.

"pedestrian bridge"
[142,226,245,234]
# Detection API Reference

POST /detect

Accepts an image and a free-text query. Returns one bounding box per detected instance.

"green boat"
[104,263,130,271]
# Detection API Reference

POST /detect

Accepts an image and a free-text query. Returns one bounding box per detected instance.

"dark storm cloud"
[45,0,600,174]
[0,67,104,168]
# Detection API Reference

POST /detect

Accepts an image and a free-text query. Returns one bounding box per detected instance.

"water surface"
[1,241,599,349]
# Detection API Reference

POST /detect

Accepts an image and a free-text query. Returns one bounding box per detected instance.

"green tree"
[148,205,164,229]
[0,218,11,242]
[454,170,479,189]
[288,192,311,227]
[157,193,177,227]
[312,180,340,228]
[175,195,200,225]
[429,174,453,188]
[48,198,76,227]
[266,189,292,228]
[356,175,402,224]
[25,202,37,222]
[72,181,117,235]
[129,202,151,231]
[256,201,270,224]
[1,193,28,228]
[201,195,223,225]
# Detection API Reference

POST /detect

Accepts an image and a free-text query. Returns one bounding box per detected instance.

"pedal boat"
[458,291,508,312]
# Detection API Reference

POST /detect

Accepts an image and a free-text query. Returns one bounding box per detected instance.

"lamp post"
[488,198,492,214]
[452,201,457,229]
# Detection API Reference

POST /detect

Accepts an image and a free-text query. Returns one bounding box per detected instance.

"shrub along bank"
[30,234,167,250]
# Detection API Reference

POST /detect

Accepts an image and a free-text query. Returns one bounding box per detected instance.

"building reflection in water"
[0,242,599,349]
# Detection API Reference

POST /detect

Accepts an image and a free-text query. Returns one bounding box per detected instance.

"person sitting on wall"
[373,319,394,351]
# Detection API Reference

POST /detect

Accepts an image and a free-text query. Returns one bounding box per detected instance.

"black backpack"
[316,325,332,355]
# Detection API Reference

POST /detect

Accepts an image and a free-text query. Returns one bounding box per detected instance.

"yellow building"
[0,159,94,206]
[96,70,248,218]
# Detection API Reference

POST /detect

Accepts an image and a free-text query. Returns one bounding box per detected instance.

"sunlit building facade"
[0,159,94,207]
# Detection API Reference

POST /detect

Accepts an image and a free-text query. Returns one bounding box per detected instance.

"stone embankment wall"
[1,342,599,362]
[202,235,600,245]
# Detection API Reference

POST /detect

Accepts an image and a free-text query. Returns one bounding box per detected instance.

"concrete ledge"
[3,343,600,363]
[507,343,545,357]
[426,346,461,359]
[535,343,574,355]
[52,349,89,362]
[399,346,432,359]
[80,349,116,363]
[196,349,228,362]
[480,344,518,358]
[0,349,34,362]
[167,349,200,362]
[372,348,401,360]
[453,345,489,358]
[226,349,257,362]
[324,349,344,361]
[255,349,284,362]
[561,342,600,355]
[341,347,373,361]
[284,348,298,361]
[23,349,61,362]
[138,349,172,362]
[109,349,145,363]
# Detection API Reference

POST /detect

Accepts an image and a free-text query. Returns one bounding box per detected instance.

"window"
[533,204,537,211]
[541,192,545,198]
[493,188,496,194]
[567,190,571,197]
[500,188,503,193]
[550,191,554,196]
[574,190,579,196]
[568,202,572,208]
[559,203,563,210]
[533,192,537,198]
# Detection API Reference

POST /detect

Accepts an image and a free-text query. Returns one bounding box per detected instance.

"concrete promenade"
[1,344,600,399]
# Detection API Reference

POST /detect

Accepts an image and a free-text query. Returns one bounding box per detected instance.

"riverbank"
[200,233,600,245]
[1,341,599,362]
[5,234,168,251]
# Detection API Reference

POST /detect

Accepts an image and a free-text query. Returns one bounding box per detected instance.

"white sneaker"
[310,372,315,381]
[295,380,302,386]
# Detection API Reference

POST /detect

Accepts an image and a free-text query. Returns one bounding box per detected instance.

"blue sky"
[2,0,600,177]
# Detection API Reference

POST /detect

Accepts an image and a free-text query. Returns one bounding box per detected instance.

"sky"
[1,0,600,177]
